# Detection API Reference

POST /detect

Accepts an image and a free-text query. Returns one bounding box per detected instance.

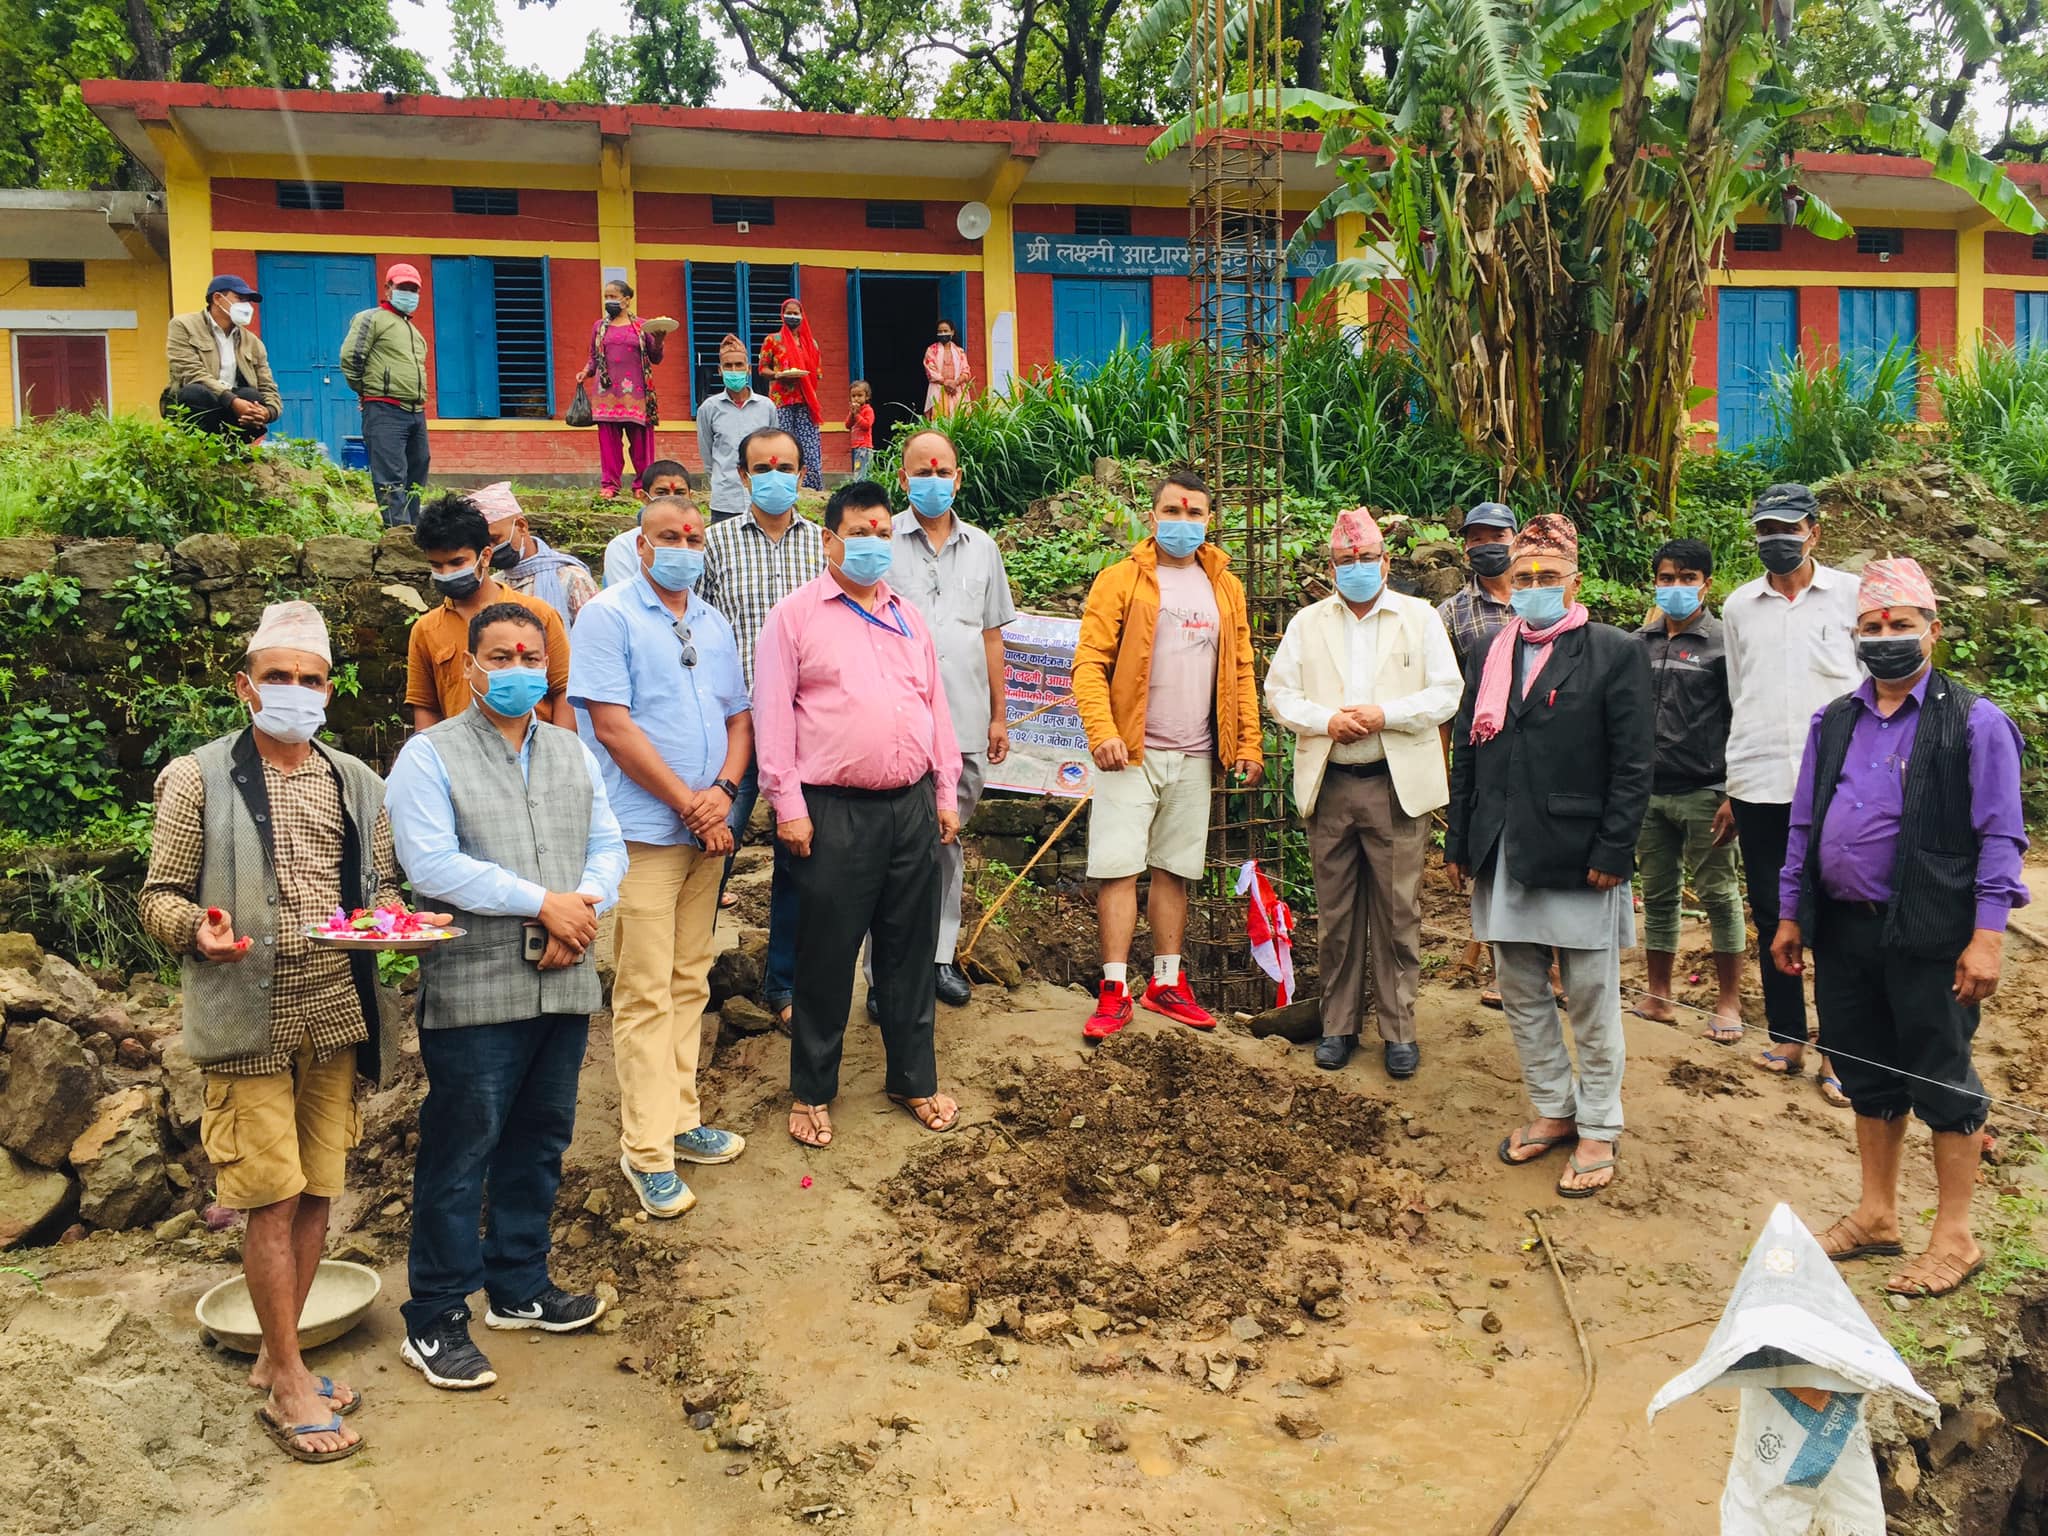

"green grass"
[0,412,377,545]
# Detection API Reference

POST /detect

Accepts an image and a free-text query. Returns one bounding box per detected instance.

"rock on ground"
[0,1147,75,1247]
[69,1087,173,1231]
[0,1018,104,1167]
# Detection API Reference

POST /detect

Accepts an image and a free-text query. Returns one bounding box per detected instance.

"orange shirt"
[405,582,571,725]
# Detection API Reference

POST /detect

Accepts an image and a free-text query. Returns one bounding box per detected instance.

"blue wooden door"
[256,253,376,461]
[1052,278,1151,373]
[2016,293,2048,354]
[1716,288,1795,451]
[1839,288,1918,413]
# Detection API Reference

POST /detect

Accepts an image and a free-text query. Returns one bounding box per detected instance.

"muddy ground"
[6,849,2048,1536]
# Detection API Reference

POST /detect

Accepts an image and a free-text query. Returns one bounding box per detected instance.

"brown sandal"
[789,1102,833,1148]
[887,1093,960,1134]
[1818,1215,1903,1262]
[1886,1248,1986,1299]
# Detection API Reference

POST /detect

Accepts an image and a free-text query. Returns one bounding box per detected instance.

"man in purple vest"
[1773,557,2029,1299]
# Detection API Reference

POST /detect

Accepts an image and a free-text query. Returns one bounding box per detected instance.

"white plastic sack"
[1647,1203,1936,1536]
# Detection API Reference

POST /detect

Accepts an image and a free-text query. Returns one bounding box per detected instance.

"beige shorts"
[1086,749,1213,881]
[200,1040,361,1211]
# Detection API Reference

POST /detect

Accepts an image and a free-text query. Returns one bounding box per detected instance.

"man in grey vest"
[386,602,628,1391]
[139,601,417,1464]
[1772,558,2028,1300]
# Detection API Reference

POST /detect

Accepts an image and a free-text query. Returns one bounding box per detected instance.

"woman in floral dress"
[576,278,665,498]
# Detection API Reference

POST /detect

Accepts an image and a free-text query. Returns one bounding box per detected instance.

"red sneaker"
[1083,980,1134,1040]
[1141,977,1216,1030]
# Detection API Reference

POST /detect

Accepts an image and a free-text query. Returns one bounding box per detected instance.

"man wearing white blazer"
[1266,507,1464,1078]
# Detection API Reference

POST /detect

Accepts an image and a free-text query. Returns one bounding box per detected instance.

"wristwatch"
[713,777,740,800]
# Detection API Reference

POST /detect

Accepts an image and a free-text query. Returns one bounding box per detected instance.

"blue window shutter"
[940,271,967,342]
[791,263,802,302]
[539,254,555,416]
[470,256,501,418]
[847,269,864,382]
[430,256,478,418]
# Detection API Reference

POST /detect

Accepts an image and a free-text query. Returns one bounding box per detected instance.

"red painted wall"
[1690,292,1718,428]
[1986,231,2048,276]
[1727,225,1953,276]
[1799,287,1841,357]
[635,194,981,257]
[211,179,597,243]
[1987,287,2018,342]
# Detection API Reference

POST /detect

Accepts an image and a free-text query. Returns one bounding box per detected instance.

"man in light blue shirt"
[386,601,628,1394]
[569,493,753,1221]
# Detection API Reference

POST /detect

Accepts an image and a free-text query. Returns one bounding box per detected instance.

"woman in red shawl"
[757,296,824,489]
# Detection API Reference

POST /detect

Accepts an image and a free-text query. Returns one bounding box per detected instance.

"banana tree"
[1144,0,2047,513]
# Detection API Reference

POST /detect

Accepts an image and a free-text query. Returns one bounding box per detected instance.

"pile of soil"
[879,1031,1429,1337]
[0,1286,255,1533]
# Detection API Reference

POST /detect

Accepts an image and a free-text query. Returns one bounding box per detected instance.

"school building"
[0,86,2044,477]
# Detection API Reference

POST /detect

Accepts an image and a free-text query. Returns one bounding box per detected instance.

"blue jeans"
[403,1013,588,1332]
[729,765,800,1007]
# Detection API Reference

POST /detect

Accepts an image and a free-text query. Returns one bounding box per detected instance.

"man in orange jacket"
[1072,467,1264,1040]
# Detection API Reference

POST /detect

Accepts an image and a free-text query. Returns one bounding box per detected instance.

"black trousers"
[169,382,267,441]
[363,398,431,527]
[1813,902,1987,1133]
[1731,797,1810,1045]
[787,778,941,1106]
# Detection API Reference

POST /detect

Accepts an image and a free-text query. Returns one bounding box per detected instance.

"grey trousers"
[1309,767,1427,1043]
[363,399,430,527]
[1496,941,1625,1142]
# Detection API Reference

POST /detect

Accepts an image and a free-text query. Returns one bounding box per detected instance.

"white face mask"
[248,683,327,745]
[227,301,255,327]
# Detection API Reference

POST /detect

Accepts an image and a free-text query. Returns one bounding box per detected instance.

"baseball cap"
[1749,482,1819,524]
[1461,502,1517,533]
[205,274,261,302]
[385,263,422,288]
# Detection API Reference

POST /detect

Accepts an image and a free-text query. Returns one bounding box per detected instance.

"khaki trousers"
[611,840,724,1173]
[1309,767,1428,1044]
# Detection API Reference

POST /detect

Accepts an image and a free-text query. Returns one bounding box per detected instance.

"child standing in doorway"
[847,382,876,480]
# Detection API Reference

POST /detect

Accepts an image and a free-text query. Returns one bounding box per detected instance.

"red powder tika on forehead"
[515,642,527,654]
[1179,497,1190,510]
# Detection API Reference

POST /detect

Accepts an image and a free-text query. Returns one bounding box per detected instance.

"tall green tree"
[0,0,434,188]
[1148,0,2046,512]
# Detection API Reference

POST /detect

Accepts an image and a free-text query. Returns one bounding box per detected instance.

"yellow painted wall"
[0,253,173,427]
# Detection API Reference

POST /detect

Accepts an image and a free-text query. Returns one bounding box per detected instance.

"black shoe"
[935,963,972,1007]
[1384,1041,1421,1079]
[485,1283,607,1334]
[1314,1034,1355,1070]
[400,1306,499,1390]
[865,990,880,1023]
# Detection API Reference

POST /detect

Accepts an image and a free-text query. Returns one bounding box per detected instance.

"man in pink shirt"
[753,482,966,1150]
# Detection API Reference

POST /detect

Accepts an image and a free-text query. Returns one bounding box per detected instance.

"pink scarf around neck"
[1468,604,1589,745]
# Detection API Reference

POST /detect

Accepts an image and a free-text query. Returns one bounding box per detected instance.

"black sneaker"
[400,1306,499,1390]
[485,1284,607,1334]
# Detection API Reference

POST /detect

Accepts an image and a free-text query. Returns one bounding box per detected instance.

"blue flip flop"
[256,1406,363,1464]
[315,1375,363,1416]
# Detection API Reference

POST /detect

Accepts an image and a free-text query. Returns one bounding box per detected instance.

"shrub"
[1750,348,1917,484]
[1934,340,2048,474]
[1985,410,2048,505]
[0,704,113,838]
[0,412,377,545]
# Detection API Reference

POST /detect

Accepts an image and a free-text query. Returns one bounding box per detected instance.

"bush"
[1750,348,1916,484]
[1934,340,2048,476]
[0,412,378,545]
[874,322,1493,526]
[0,704,113,838]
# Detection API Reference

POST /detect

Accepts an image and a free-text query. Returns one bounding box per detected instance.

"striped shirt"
[702,510,827,688]
[140,753,401,1076]
[1436,578,1516,677]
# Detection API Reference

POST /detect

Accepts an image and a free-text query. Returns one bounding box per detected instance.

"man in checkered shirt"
[139,601,418,1464]
[702,424,825,1025]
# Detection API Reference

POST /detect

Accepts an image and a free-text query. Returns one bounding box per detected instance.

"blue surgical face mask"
[390,288,420,315]
[476,664,549,718]
[750,470,800,516]
[1334,560,1384,605]
[1653,584,1702,621]
[1511,586,1569,627]
[646,544,705,592]
[837,536,893,585]
[722,370,750,393]
[907,476,956,519]
[1154,520,1206,559]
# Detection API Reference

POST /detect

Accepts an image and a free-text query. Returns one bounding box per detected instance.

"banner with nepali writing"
[1014,232,1336,280]
[988,613,1094,799]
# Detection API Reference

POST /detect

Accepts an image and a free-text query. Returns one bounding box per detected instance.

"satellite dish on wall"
[957,201,993,241]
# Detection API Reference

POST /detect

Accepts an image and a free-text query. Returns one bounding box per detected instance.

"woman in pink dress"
[923,319,973,416]
[576,278,666,498]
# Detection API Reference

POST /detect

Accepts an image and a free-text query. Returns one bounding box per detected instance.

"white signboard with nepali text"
[988,613,1094,799]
